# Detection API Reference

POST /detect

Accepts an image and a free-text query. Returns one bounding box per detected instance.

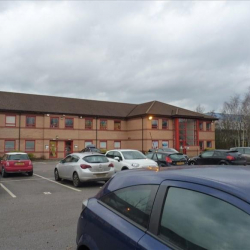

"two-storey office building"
[0,91,216,159]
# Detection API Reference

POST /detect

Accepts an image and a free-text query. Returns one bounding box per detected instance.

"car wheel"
[2,168,7,178]
[54,169,61,181]
[189,161,195,165]
[220,162,227,165]
[28,171,33,176]
[121,167,128,171]
[159,163,167,167]
[73,172,81,187]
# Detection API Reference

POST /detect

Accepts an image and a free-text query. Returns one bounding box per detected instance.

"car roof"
[70,152,104,157]
[107,149,140,152]
[5,152,28,155]
[103,166,250,204]
[149,151,182,155]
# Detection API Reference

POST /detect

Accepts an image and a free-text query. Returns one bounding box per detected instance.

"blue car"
[76,166,250,250]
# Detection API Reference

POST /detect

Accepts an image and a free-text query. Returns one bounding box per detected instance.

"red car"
[0,152,33,177]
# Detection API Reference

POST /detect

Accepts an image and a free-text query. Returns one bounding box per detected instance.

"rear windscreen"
[169,153,186,161]
[8,154,29,160]
[83,155,109,163]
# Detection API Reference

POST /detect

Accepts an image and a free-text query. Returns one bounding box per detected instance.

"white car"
[54,153,115,187]
[105,149,158,172]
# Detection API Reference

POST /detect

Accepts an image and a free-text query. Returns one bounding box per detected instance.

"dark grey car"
[230,147,250,165]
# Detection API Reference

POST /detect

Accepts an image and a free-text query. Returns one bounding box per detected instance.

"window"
[122,151,146,160]
[114,151,122,161]
[153,153,163,161]
[162,119,168,129]
[114,141,121,149]
[151,119,158,129]
[25,141,35,151]
[199,141,204,150]
[6,115,16,127]
[201,150,214,157]
[160,187,250,250]
[152,140,159,149]
[84,155,109,163]
[162,141,169,148]
[245,148,250,154]
[207,141,212,148]
[50,117,59,128]
[100,141,107,149]
[100,120,107,130]
[26,116,35,127]
[5,141,15,151]
[85,141,93,147]
[199,121,203,131]
[114,120,121,130]
[146,152,153,159]
[106,151,114,158]
[206,122,211,131]
[100,185,158,228]
[85,119,93,129]
[65,118,73,128]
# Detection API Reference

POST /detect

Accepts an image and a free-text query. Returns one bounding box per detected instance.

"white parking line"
[34,174,81,192]
[0,178,43,183]
[0,183,17,198]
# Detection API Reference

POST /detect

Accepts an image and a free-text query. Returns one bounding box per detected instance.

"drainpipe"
[142,116,143,152]
[96,117,98,146]
[18,113,21,151]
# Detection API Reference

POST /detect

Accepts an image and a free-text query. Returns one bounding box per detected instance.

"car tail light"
[29,161,32,165]
[227,155,235,161]
[80,164,92,169]
[108,163,114,168]
[165,156,172,163]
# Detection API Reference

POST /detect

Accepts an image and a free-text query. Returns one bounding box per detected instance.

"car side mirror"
[114,157,120,162]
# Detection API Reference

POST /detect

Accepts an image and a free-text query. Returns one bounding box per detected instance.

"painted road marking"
[0,178,44,183]
[34,174,81,192]
[44,192,51,195]
[0,183,17,198]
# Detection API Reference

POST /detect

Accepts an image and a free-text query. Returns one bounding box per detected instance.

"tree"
[195,104,205,114]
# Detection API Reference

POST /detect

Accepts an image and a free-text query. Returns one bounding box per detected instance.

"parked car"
[148,148,189,160]
[0,152,33,177]
[54,153,115,187]
[188,150,246,165]
[146,151,188,167]
[80,144,102,154]
[230,147,250,164]
[77,166,250,250]
[105,149,158,172]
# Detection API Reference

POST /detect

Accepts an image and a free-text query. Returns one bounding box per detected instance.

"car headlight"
[131,163,139,167]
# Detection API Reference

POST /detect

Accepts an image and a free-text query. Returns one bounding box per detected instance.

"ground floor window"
[85,141,93,147]
[207,141,212,148]
[25,141,35,151]
[114,141,121,149]
[5,141,15,151]
[100,141,107,149]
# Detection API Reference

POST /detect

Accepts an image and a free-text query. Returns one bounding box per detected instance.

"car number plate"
[177,162,184,165]
[15,163,24,165]
[95,174,106,178]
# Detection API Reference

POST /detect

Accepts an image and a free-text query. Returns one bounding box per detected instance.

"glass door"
[50,141,57,158]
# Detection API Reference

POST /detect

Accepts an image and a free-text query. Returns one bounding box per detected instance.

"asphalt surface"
[0,162,104,250]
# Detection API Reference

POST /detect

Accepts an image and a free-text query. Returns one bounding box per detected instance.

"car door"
[65,155,79,179]
[196,151,214,165]
[243,148,250,165]
[82,185,159,250]
[152,153,165,167]
[137,180,250,250]
[58,155,72,178]
[211,151,224,164]
[112,151,123,171]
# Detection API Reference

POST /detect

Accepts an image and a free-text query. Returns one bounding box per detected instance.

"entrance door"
[65,141,73,157]
[50,141,57,158]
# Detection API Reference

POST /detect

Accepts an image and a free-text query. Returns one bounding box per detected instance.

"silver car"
[54,153,115,187]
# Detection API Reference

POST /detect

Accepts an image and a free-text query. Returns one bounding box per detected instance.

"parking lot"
[0,161,104,250]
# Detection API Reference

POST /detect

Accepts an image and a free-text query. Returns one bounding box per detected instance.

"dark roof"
[103,166,250,204]
[0,91,215,120]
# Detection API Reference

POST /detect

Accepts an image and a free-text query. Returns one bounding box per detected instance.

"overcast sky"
[0,1,250,112]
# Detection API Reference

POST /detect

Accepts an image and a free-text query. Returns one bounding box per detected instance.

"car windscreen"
[169,153,186,161]
[83,155,109,163]
[122,151,146,160]
[8,154,29,160]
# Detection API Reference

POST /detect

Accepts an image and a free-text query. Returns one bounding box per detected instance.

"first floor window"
[100,120,107,130]
[85,119,93,129]
[114,120,121,130]
[151,119,158,129]
[162,119,168,129]
[65,118,73,128]
[6,115,16,127]
[50,117,59,128]
[100,141,107,149]
[26,141,35,151]
[199,141,204,150]
[206,122,211,131]
[26,116,35,127]
[5,141,15,151]
[199,122,203,131]
[114,141,121,149]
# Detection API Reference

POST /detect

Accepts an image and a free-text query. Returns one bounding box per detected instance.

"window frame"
[50,117,59,128]
[207,141,212,148]
[114,141,121,149]
[5,115,16,127]
[199,140,204,150]
[151,119,159,129]
[100,141,107,149]
[25,140,35,152]
[147,180,250,249]
[85,118,93,130]
[65,117,74,129]
[4,140,15,152]
[162,119,168,130]
[206,122,212,131]
[114,120,121,131]
[100,119,108,130]
[199,121,203,131]
[84,141,93,148]
[26,115,36,127]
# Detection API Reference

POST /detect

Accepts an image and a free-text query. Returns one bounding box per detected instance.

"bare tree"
[195,104,205,114]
